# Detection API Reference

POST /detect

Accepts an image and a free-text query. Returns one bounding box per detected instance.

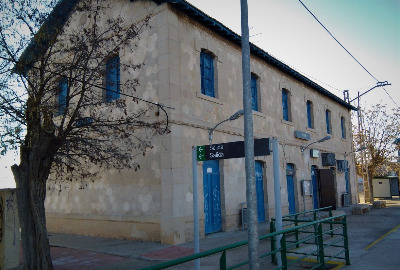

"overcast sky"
[1,0,399,188]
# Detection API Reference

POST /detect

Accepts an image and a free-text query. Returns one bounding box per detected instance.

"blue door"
[203,160,222,234]
[255,161,265,222]
[286,164,296,214]
[345,167,350,193]
[311,166,319,209]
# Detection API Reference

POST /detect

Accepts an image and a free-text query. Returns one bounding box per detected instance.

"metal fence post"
[343,216,351,265]
[329,208,334,237]
[317,224,326,270]
[280,234,288,270]
[270,220,277,264]
[295,215,299,248]
[219,251,227,270]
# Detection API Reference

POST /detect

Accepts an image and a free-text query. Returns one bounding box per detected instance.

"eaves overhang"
[17,0,357,111]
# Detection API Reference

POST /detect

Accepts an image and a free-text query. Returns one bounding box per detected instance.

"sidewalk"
[15,198,400,269]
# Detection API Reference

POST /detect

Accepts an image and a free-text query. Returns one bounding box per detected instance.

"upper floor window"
[282,89,291,121]
[58,77,68,115]
[251,74,258,111]
[200,51,215,98]
[341,116,346,139]
[326,109,332,134]
[306,100,313,129]
[105,55,120,102]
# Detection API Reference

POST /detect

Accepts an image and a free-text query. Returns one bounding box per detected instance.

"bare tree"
[353,104,400,201]
[0,0,167,268]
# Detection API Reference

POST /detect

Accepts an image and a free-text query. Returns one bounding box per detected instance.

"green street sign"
[196,138,271,161]
[197,145,206,161]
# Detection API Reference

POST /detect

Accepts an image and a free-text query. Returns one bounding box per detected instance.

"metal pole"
[272,137,282,267]
[240,0,259,268]
[192,147,200,270]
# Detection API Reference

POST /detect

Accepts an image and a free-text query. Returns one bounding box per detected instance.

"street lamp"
[345,146,367,158]
[209,110,244,144]
[301,135,332,154]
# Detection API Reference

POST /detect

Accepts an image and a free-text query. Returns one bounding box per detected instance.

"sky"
[1,0,399,188]
[187,0,399,110]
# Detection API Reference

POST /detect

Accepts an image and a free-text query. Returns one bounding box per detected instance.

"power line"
[298,0,399,109]
[298,0,378,82]
[382,87,399,108]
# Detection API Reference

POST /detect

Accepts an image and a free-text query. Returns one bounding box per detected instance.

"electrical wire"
[382,87,399,108]
[298,0,399,109]
[0,55,172,133]
[298,0,378,81]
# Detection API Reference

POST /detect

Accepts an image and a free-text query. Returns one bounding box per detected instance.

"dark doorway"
[319,169,336,210]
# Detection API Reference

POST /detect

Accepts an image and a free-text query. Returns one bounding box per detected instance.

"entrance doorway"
[203,160,222,234]
[286,163,296,214]
[255,161,266,222]
[319,169,337,210]
[311,166,319,209]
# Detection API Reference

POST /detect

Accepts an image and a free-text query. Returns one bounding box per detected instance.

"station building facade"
[42,0,358,244]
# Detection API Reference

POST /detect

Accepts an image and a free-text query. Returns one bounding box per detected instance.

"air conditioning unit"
[321,153,336,166]
[336,160,349,172]
[342,193,351,207]
[310,149,320,158]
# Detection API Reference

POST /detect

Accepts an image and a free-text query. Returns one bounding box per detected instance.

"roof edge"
[17,0,357,111]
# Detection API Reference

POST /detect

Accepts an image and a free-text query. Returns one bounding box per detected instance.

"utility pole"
[240,0,259,268]
[356,92,371,203]
[347,82,390,203]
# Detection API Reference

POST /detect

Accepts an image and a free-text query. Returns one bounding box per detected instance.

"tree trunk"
[12,137,58,270]
[367,171,374,203]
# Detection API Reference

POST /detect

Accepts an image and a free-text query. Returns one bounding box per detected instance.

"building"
[23,0,358,245]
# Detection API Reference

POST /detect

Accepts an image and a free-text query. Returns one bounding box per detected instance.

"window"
[341,116,346,139]
[105,56,120,102]
[200,51,215,97]
[251,75,258,111]
[58,77,68,115]
[306,100,313,128]
[325,109,332,134]
[282,89,290,121]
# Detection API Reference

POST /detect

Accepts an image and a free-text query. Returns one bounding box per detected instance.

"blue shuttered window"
[306,101,313,128]
[105,56,120,102]
[200,51,215,97]
[282,90,289,121]
[58,77,68,115]
[341,117,346,139]
[251,75,258,111]
[326,110,331,134]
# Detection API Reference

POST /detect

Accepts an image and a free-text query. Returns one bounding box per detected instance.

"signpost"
[192,138,271,269]
[197,138,271,161]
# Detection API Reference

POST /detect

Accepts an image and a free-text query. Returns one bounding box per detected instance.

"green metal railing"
[141,208,350,270]
[270,206,335,264]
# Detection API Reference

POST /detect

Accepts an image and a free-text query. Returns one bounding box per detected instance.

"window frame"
[200,50,215,98]
[251,74,259,111]
[325,109,332,134]
[57,77,69,115]
[105,55,120,102]
[341,116,346,139]
[306,100,314,129]
[282,89,291,121]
